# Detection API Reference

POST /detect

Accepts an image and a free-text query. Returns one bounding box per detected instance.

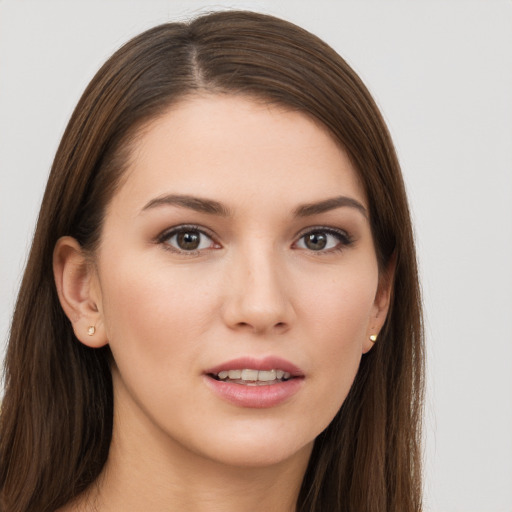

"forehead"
[111,94,367,215]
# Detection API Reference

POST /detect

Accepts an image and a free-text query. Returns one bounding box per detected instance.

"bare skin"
[54,95,391,511]
[60,382,310,512]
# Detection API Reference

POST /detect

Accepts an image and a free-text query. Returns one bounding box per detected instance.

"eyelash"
[294,226,354,254]
[156,225,219,255]
[156,225,354,255]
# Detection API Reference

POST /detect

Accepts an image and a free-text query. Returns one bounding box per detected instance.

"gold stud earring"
[87,326,96,336]
[369,334,378,343]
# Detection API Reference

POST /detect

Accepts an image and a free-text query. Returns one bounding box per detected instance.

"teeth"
[241,369,259,381]
[258,370,276,381]
[215,368,292,382]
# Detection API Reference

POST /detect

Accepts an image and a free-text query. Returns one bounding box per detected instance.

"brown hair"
[0,10,424,512]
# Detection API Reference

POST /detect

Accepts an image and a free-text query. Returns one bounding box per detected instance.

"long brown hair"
[0,11,424,512]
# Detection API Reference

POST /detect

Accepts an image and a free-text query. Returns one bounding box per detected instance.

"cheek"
[298,263,378,410]
[99,255,218,367]
[301,261,378,342]
[97,257,223,428]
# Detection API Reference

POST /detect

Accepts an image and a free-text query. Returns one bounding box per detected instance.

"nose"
[221,245,294,335]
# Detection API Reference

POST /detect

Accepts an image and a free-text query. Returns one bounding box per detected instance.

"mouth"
[204,357,304,408]
[209,368,293,386]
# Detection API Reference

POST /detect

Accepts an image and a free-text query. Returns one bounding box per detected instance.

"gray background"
[1,1,511,510]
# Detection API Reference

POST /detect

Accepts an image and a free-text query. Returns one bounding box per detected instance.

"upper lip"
[205,356,304,377]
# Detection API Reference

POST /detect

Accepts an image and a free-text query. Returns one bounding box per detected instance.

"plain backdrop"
[1,1,511,511]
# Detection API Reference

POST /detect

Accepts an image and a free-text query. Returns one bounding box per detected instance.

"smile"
[212,369,292,385]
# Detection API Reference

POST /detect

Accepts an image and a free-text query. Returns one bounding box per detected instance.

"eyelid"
[293,225,354,251]
[156,224,221,253]
[154,224,353,254]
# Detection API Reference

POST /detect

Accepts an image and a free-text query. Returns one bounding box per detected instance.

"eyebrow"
[293,196,368,218]
[141,193,367,218]
[141,194,231,216]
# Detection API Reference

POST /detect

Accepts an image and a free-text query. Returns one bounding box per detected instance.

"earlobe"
[53,236,108,348]
[363,254,396,354]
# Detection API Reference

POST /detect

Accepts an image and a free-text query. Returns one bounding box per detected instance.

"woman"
[0,10,424,512]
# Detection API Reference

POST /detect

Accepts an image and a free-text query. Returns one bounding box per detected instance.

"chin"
[203,437,313,470]
[179,418,318,470]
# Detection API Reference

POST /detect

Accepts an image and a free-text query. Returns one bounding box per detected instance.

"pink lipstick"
[204,356,304,408]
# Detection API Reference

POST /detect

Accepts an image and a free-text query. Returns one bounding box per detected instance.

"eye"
[295,228,352,252]
[159,226,218,253]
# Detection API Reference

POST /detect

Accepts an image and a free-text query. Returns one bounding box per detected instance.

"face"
[87,95,389,468]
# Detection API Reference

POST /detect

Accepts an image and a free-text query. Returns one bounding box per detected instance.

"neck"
[96,446,309,512]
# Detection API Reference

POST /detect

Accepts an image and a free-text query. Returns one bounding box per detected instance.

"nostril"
[233,320,289,333]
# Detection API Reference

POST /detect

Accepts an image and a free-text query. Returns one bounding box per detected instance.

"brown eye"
[162,227,216,252]
[296,228,352,252]
[304,232,327,251]
[176,231,201,250]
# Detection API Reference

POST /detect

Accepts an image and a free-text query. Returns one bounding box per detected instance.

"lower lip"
[204,376,303,408]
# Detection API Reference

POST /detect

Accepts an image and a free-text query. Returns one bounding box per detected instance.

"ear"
[363,253,396,353]
[53,236,108,348]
